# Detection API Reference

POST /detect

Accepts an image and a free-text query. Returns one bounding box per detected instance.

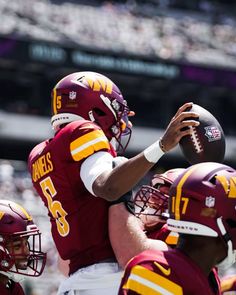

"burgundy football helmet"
[51,71,133,152]
[0,200,46,282]
[167,162,236,270]
[134,168,185,229]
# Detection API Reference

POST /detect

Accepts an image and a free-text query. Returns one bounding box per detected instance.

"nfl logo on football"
[204,126,221,142]
[205,196,215,208]
[69,91,76,100]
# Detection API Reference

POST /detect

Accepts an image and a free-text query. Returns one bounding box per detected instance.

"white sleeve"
[80,151,128,197]
[80,151,113,196]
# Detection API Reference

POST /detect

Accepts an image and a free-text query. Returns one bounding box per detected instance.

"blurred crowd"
[1,0,236,67]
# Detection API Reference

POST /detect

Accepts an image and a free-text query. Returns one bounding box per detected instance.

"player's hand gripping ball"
[179,104,225,164]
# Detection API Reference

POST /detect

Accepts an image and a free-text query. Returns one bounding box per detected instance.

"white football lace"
[190,126,203,154]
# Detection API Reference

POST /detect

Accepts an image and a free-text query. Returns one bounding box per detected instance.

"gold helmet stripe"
[14,203,32,221]
[175,164,200,220]
[0,212,4,220]
[52,88,58,115]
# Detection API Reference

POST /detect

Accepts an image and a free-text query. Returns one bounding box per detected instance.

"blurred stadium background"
[0,0,236,294]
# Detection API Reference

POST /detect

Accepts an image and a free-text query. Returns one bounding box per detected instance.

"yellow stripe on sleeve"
[123,265,183,295]
[70,130,109,161]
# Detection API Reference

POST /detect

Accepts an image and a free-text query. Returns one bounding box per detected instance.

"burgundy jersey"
[147,224,179,247]
[28,120,116,274]
[119,249,221,295]
[0,280,25,295]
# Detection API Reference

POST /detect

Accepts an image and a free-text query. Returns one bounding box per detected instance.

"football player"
[134,168,185,242]
[0,200,46,295]
[109,168,185,268]
[138,170,236,295]
[28,71,199,295]
[118,162,236,295]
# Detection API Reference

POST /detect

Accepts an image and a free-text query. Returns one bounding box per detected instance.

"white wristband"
[143,140,165,163]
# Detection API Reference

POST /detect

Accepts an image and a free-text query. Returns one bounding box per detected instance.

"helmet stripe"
[175,164,200,220]
[0,212,4,220]
[52,88,58,115]
[14,203,32,221]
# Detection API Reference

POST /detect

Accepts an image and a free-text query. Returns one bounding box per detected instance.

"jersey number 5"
[40,176,70,237]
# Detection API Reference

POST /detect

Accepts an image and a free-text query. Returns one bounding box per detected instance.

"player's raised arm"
[92,102,199,201]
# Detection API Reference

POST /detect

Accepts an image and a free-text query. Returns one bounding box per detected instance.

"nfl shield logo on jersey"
[205,196,215,208]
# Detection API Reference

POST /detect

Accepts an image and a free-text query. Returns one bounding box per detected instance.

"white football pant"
[56,262,123,295]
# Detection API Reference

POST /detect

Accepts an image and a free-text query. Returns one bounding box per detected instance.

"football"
[179,104,225,165]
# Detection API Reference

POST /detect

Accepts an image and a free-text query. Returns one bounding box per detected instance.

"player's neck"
[177,235,223,275]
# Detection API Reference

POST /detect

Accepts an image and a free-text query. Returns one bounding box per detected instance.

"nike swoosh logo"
[154,262,171,276]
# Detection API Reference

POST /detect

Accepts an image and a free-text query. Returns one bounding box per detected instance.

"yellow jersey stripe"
[70,130,109,161]
[123,265,183,295]
[165,232,179,245]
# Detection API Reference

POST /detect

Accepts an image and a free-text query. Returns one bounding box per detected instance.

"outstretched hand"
[161,102,199,152]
